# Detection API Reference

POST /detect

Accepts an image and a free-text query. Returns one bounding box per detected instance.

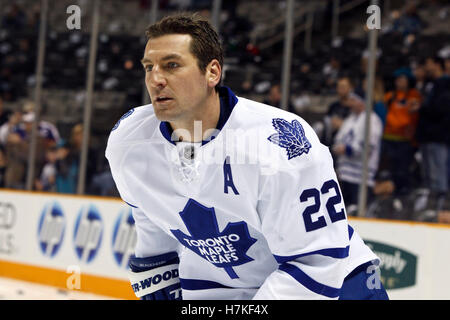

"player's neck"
[170,91,221,143]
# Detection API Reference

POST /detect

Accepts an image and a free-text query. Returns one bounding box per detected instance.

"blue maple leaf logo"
[267,118,312,160]
[170,199,257,279]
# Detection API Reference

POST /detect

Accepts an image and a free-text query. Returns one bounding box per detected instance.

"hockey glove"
[128,252,182,300]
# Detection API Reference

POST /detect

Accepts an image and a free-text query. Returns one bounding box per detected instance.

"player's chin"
[153,98,171,109]
[153,105,179,122]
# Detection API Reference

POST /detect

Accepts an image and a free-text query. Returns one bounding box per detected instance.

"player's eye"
[144,65,153,72]
[167,62,179,69]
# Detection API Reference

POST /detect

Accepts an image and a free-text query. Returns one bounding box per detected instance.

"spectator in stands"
[0,111,21,146]
[19,101,60,147]
[70,123,99,192]
[380,68,421,197]
[1,102,61,189]
[291,89,311,115]
[3,113,30,189]
[415,59,436,107]
[414,61,428,97]
[55,123,98,194]
[296,62,313,92]
[360,48,381,81]
[374,77,387,127]
[362,76,387,127]
[15,39,34,78]
[223,0,238,18]
[416,55,450,213]
[263,83,294,113]
[390,5,424,38]
[0,97,12,127]
[0,66,16,102]
[445,57,450,76]
[239,80,253,95]
[332,93,383,214]
[22,111,58,181]
[1,4,26,31]
[0,145,6,188]
[20,111,60,149]
[35,146,57,192]
[55,139,78,194]
[264,83,282,108]
[25,3,41,30]
[313,77,352,148]
[322,56,341,93]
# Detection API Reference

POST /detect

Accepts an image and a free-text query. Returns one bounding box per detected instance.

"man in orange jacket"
[380,68,421,197]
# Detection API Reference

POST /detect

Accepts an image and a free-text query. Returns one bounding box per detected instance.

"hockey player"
[105,13,388,300]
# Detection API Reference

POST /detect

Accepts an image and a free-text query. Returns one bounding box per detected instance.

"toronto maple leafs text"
[183,234,240,264]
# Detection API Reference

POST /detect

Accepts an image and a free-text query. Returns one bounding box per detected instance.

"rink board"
[349,217,450,299]
[0,190,137,299]
[0,190,449,299]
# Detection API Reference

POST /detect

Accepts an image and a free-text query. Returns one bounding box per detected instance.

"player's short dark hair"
[145,13,224,77]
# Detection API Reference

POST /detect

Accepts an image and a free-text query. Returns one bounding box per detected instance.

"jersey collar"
[159,86,238,146]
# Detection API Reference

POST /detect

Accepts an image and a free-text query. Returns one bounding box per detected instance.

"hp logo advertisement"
[37,202,65,258]
[112,208,136,268]
[73,204,103,263]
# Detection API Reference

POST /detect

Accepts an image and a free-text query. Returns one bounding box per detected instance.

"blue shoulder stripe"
[125,201,138,208]
[180,278,233,291]
[348,225,354,240]
[273,246,350,264]
[279,263,341,298]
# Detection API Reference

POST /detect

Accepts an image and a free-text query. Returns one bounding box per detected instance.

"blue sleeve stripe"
[129,252,179,268]
[129,252,179,272]
[180,278,233,290]
[279,263,341,298]
[273,246,350,264]
[348,225,354,240]
[125,201,138,208]
[345,144,353,157]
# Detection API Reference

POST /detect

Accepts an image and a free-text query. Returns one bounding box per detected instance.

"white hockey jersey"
[333,110,383,187]
[105,87,378,300]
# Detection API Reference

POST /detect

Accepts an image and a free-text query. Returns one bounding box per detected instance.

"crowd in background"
[0,0,449,222]
[0,98,116,195]
[312,55,450,220]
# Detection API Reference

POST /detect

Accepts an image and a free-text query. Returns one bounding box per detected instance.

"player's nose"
[148,65,167,89]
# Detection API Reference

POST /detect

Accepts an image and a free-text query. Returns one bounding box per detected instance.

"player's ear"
[206,59,221,89]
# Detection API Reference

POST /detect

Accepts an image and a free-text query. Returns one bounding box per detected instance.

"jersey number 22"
[300,179,346,232]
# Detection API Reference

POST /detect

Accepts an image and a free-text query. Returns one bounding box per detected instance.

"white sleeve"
[106,142,180,259]
[105,143,135,207]
[255,145,350,300]
[131,206,181,258]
